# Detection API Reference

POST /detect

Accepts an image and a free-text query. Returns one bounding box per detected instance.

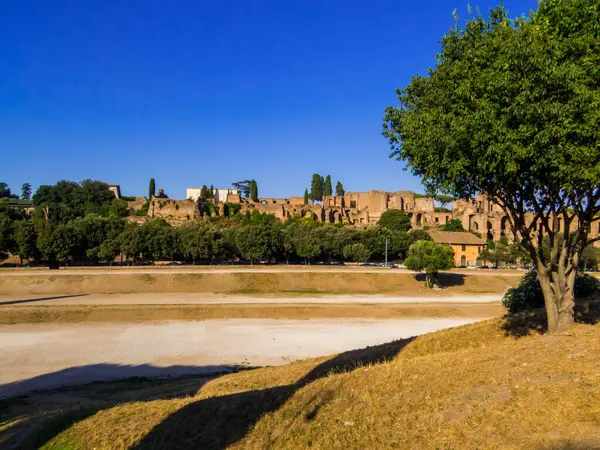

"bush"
[502,270,600,313]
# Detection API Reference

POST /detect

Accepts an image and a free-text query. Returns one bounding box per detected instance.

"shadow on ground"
[501,298,600,337]
[0,338,414,450]
[0,363,246,450]
[415,272,465,288]
[133,337,415,450]
[0,294,87,306]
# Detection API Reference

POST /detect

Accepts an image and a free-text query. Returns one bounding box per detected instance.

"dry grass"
[0,303,503,325]
[3,310,600,449]
[0,271,517,296]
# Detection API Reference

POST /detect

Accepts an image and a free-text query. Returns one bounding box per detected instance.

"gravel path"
[0,318,483,397]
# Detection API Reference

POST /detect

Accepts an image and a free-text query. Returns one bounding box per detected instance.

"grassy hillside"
[0,271,517,296]
[2,306,600,449]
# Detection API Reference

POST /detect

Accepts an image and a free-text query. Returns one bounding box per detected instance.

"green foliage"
[235,224,281,263]
[310,174,323,202]
[442,219,465,232]
[232,180,252,198]
[434,207,451,213]
[200,185,209,200]
[343,243,371,263]
[210,185,215,199]
[148,178,155,200]
[383,1,600,328]
[407,229,431,245]
[378,209,411,232]
[303,189,309,205]
[405,240,454,288]
[33,180,117,224]
[136,202,149,217]
[21,183,32,200]
[335,181,345,197]
[581,245,600,271]
[250,180,258,202]
[502,270,600,313]
[324,175,333,197]
[13,220,38,261]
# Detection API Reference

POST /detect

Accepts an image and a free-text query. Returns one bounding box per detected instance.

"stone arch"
[486,221,493,241]
[416,213,423,225]
[500,216,509,237]
[460,255,467,267]
[469,215,480,232]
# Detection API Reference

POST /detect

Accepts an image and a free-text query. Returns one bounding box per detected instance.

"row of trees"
[0,207,434,265]
[308,174,345,203]
[0,182,32,200]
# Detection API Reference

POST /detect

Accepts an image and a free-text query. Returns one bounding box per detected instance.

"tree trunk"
[536,263,576,333]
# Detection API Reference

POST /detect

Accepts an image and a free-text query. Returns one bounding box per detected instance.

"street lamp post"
[385,238,388,267]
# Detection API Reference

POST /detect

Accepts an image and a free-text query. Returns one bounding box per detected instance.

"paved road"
[0,317,484,397]
[0,267,525,277]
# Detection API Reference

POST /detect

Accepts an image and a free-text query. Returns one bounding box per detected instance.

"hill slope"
[2,316,600,449]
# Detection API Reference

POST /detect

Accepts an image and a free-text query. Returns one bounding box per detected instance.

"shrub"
[502,270,599,313]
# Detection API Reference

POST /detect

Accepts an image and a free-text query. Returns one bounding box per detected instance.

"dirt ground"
[0,270,519,296]
[0,317,485,398]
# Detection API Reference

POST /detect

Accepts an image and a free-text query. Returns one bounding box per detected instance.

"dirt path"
[0,292,501,306]
[0,318,483,397]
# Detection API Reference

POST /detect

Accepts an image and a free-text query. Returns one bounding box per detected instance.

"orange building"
[428,230,486,267]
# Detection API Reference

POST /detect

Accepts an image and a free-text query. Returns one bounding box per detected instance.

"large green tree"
[335,181,345,197]
[405,240,455,288]
[383,1,600,332]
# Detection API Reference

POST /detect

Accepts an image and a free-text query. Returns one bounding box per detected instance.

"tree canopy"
[335,181,345,197]
[405,240,454,288]
[378,209,411,232]
[442,219,466,232]
[383,0,600,332]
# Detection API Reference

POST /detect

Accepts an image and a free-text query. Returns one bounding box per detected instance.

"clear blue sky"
[1,0,538,199]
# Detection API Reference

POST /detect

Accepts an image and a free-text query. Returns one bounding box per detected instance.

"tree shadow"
[501,298,600,337]
[133,337,415,450]
[0,363,247,449]
[0,294,88,306]
[415,272,465,287]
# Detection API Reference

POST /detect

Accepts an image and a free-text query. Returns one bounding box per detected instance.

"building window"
[350,200,357,208]
[435,217,439,223]
[462,245,466,252]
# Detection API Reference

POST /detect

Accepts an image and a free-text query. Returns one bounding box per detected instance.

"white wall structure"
[186,188,239,203]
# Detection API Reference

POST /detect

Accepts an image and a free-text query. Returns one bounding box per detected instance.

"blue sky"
[1,0,538,199]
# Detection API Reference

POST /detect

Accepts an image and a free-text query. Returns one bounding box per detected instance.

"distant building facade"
[186,187,239,203]
[428,229,486,267]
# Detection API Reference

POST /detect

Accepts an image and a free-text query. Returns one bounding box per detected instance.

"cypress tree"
[148,178,156,199]
[310,174,322,202]
[303,188,309,205]
[210,185,215,199]
[324,175,333,197]
[335,181,345,197]
[250,179,258,202]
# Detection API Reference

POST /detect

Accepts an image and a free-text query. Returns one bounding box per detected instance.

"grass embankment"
[0,271,517,296]
[0,303,503,325]
[3,306,600,449]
